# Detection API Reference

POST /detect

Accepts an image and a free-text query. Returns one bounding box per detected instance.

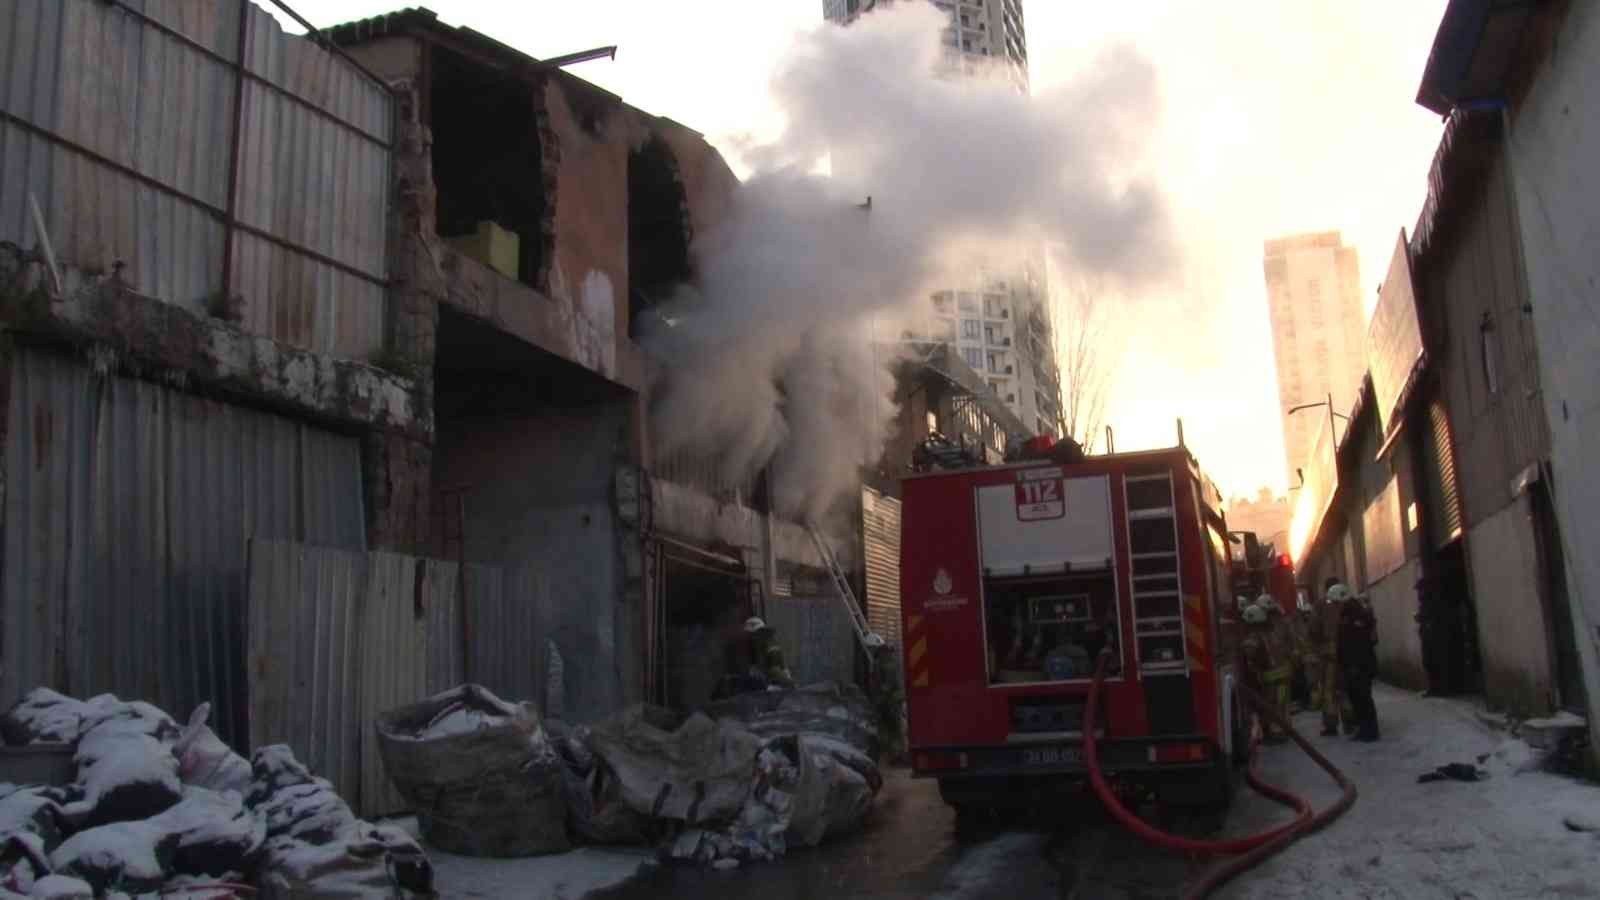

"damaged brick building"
[0,0,869,782]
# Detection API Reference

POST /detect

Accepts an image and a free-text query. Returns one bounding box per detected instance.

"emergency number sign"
[1015,475,1066,520]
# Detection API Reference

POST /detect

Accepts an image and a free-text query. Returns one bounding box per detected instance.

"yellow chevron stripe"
[912,670,930,688]
[908,614,925,634]
[909,636,928,669]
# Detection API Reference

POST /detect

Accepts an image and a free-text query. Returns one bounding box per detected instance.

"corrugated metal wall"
[0,0,391,358]
[1417,153,1549,530]
[862,487,902,645]
[764,594,855,687]
[246,539,463,818]
[463,562,557,717]
[2,346,366,745]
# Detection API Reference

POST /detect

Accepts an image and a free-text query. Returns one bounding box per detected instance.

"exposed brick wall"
[363,430,433,553]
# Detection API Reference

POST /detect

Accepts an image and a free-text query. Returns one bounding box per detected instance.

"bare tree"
[1048,273,1115,454]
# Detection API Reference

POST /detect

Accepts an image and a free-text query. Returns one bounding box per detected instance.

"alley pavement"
[423,683,1600,899]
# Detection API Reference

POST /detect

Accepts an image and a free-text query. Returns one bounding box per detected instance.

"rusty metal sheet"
[0,0,390,359]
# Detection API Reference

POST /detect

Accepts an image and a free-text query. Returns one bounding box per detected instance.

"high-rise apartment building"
[1263,232,1367,484]
[826,0,1058,435]
[823,0,1029,92]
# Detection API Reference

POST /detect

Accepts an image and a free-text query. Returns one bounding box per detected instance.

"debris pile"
[550,683,882,868]
[0,688,433,898]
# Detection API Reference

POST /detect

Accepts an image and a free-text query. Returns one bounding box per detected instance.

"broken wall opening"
[432,306,638,718]
[627,136,693,337]
[430,47,553,290]
[654,545,751,710]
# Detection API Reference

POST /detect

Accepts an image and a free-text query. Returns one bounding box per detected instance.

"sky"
[271,0,1451,500]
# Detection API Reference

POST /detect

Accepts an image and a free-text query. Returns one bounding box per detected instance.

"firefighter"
[1312,582,1357,736]
[742,617,796,689]
[1257,596,1295,730]
[1296,593,1326,717]
[1340,592,1381,741]
[1238,601,1286,743]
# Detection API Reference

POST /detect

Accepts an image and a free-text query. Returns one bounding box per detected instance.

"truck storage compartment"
[984,569,1120,684]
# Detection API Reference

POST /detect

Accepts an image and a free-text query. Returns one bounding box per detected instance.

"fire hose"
[1082,651,1358,899]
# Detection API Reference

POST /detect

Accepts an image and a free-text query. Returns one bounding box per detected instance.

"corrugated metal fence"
[245,545,571,817]
[246,539,461,818]
[0,0,391,358]
[862,487,902,645]
[764,594,855,687]
[1,346,367,746]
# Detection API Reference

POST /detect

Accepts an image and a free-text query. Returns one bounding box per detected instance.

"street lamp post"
[1287,391,1350,462]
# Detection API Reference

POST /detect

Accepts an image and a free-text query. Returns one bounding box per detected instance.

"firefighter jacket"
[749,636,795,687]
[1338,601,1379,674]
[1239,628,1277,687]
[1311,597,1344,658]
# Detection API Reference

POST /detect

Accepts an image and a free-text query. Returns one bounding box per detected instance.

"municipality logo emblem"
[933,568,953,595]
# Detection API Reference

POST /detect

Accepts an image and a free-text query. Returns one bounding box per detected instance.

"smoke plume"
[644,1,1172,522]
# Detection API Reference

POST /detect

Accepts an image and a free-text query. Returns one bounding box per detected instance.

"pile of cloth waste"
[549,682,883,868]
[0,689,432,898]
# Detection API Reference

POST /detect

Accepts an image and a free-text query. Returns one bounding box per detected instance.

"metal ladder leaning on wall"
[805,524,881,669]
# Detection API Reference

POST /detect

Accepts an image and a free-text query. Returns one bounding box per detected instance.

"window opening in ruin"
[629,136,694,337]
[430,47,550,290]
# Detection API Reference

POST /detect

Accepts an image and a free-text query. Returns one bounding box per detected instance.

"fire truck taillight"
[913,751,969,772]
[1147,743,1209,765]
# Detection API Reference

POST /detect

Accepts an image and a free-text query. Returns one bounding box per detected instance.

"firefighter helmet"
[744,616,771,634]
[1242,603,1269,625]
[1256,593,1278,614]
[1326,584,1352,603]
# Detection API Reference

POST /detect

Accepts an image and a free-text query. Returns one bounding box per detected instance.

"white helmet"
[864,632,887,649]
[1242,604,1268,625]
[1256,594,1277,613]
[744,616,770,634]
[1326,584,1352,603]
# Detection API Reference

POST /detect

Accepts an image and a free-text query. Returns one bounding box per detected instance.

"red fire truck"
[1228,531,1299,615]
[900,441,1246,813]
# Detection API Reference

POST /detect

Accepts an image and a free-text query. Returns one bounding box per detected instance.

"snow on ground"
[926,832,1050,900]
[389,816,653,899]
[1222,683,1600,900]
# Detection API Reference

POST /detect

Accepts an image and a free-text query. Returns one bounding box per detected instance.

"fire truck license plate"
[1021,747,1081,767]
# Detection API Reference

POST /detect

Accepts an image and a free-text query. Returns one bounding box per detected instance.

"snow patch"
[27,874,93,898]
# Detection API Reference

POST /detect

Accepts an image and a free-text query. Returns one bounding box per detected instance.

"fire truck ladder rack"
[805,523,881,667]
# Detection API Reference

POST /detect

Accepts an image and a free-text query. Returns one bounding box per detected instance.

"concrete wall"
[435,402,635,718]
[1371,557,1425,690]
[1506,0,1600,743]
[1466,494,1555,715]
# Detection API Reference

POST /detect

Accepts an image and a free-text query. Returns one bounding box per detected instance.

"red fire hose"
[1081,651,1358,899]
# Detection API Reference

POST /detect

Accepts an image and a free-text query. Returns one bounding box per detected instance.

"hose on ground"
[1179,681,1359,900]
[1081,651,1359,899]
[1082,652,1311,855]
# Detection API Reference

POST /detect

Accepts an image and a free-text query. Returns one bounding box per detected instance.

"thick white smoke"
[644,1,1172,522]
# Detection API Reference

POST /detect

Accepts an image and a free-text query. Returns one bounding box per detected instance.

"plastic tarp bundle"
[375,684,569,858]
[570,683,883,866]
[0,688,434,898]
[583,707,762,829]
